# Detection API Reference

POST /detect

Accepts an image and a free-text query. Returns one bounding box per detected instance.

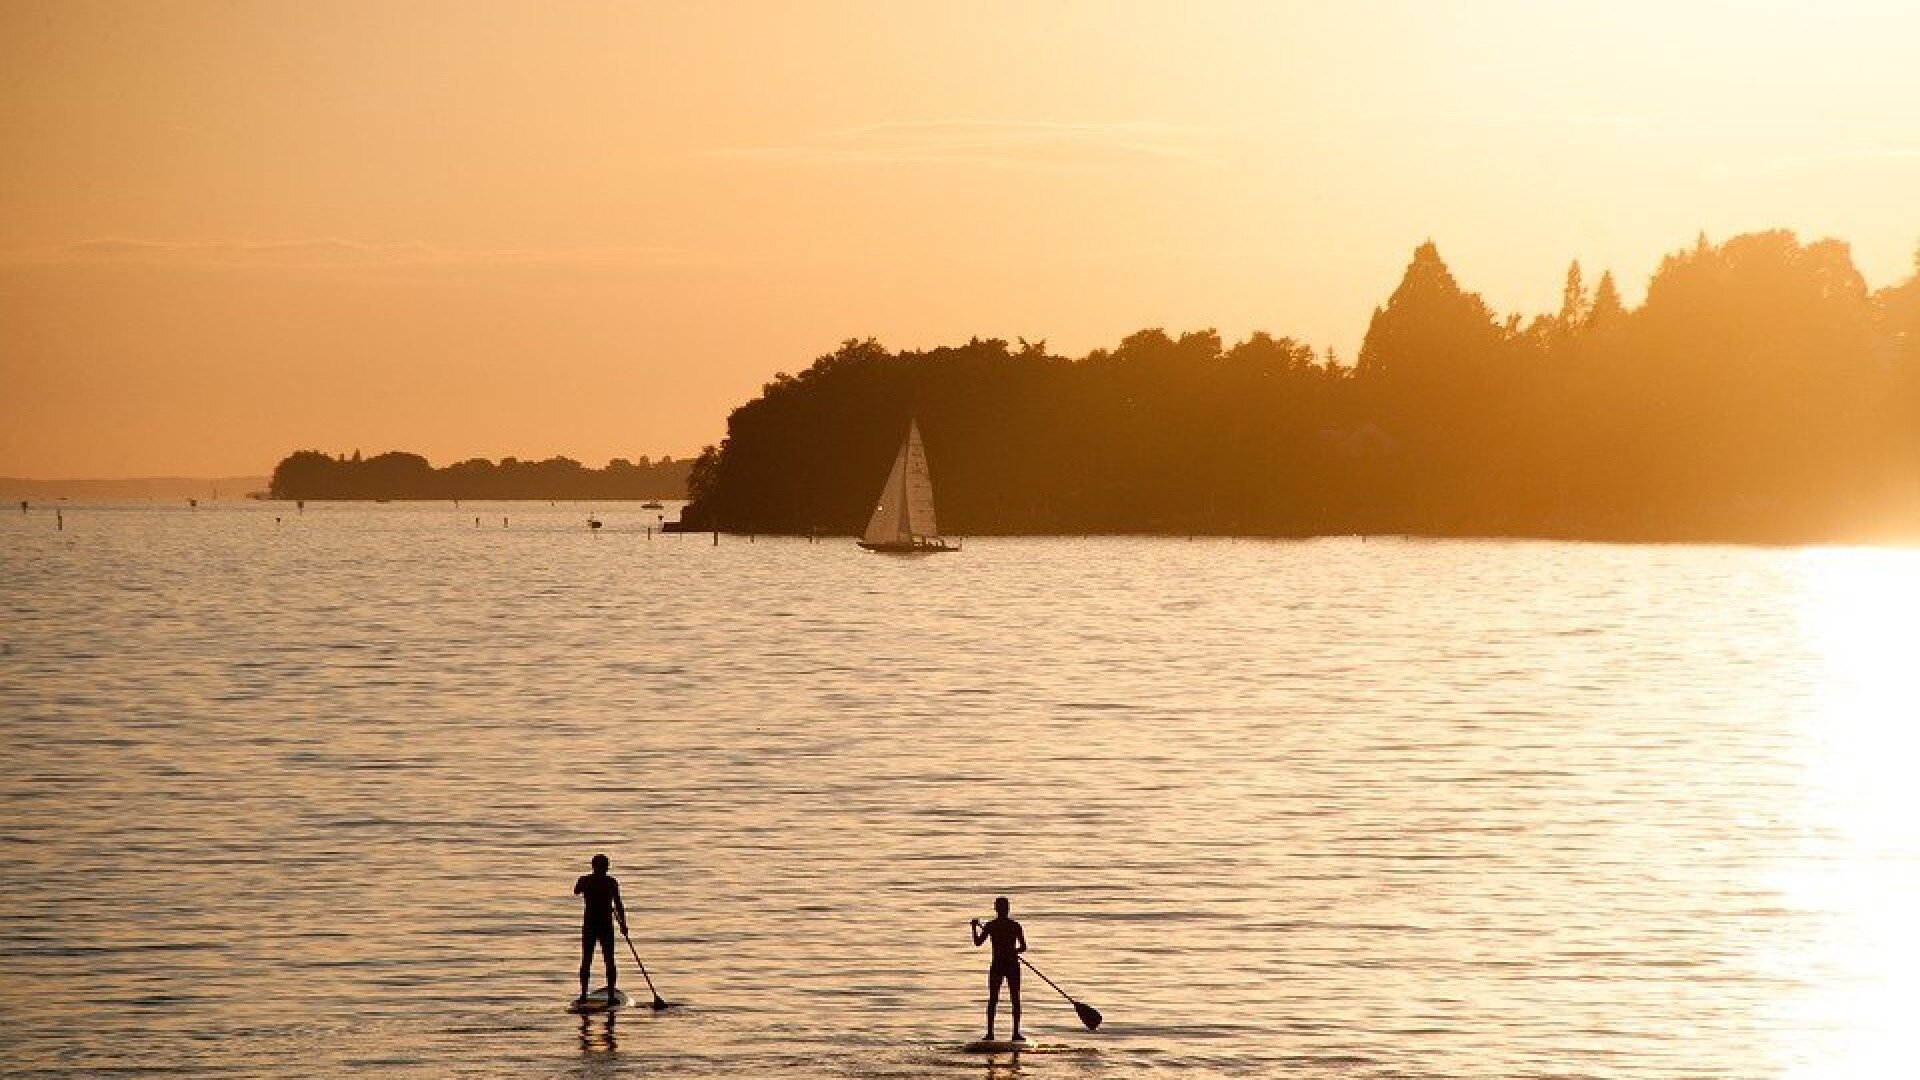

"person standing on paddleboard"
[971,896,1027,1041]
[574,854,628,1004]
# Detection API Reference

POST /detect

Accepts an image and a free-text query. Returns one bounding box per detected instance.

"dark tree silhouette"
[543,229,1920,541]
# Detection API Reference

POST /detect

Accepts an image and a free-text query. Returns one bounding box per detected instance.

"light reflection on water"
[1773,549,1920,1079]
[2,503,1917,1078]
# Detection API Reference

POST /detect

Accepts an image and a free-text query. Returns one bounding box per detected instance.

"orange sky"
[4,1,1917,477]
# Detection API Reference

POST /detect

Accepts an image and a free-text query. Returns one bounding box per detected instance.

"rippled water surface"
[4,503,1919,1079]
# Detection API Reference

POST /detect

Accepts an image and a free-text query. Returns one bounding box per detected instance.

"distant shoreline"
[0,476,268,500]
[8,493,1911,543]
[690,522,1920,547]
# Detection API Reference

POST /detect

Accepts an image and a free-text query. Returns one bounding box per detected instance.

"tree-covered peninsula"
[680,230,1920,542]
[268,451,690,501]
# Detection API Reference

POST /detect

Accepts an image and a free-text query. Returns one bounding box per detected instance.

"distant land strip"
[268,451,690,501]
[0,476,269,501]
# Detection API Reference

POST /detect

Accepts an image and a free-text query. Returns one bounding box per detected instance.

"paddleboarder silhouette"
[574,854,628,1003]
[971,896,1027,1041]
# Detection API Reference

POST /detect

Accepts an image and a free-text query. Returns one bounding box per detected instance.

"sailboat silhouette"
[858,419,958,554]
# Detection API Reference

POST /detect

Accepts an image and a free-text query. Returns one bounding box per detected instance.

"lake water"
[3,502,1918,1079]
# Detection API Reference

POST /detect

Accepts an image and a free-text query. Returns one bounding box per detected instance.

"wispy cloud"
[5,238,709,268]
[60,238,439,265]
[720,119,1209,169]
[1412,109,1650,130]
[1734,146,1920,179]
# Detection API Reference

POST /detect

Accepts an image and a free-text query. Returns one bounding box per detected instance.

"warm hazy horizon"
[5,1,1918,478]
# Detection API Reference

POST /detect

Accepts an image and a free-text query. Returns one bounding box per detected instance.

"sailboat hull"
[858,539,958,554]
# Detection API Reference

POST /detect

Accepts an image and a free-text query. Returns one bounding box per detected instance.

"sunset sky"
[4,1,1917,478]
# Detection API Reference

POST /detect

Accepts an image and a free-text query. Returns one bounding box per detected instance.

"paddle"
[620,926,671,1010]
[1020,956,1102,1031]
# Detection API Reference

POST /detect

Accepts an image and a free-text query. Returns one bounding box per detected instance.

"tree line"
[268,450,691,501]
[678,229,1920,542]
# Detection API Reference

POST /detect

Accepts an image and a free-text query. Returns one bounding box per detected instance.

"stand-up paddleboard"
[958,1038,1041,1054]
[567,987,633,1014]
[953,1039,1096,1056]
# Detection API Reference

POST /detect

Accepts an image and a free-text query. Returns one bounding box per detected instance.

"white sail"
[901,419,939,539]
[862,419,940,545]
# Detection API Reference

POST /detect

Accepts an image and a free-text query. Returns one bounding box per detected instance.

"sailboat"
[858,419,958,554]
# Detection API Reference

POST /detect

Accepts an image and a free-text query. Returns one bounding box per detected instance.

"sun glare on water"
[1776,547,1920,1078]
